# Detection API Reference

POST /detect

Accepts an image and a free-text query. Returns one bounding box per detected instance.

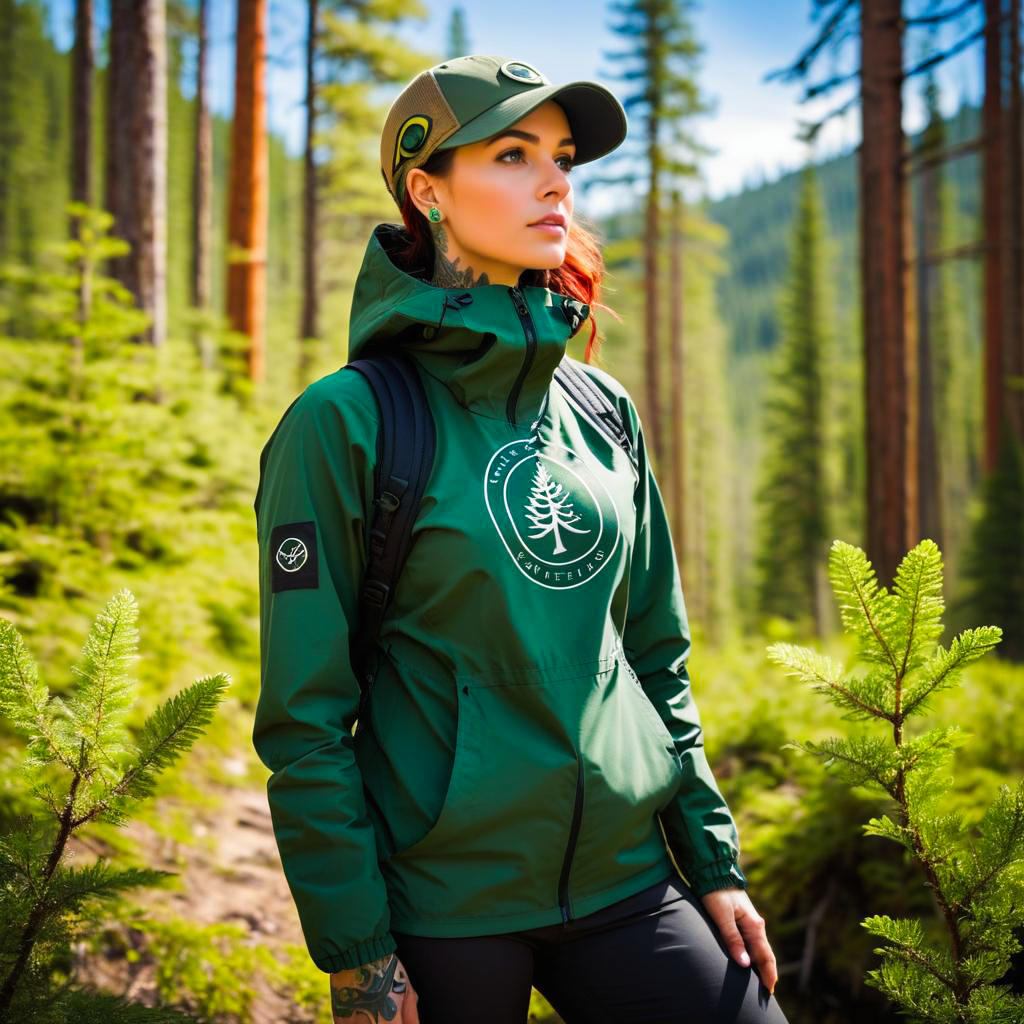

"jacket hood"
[348,222,592,426]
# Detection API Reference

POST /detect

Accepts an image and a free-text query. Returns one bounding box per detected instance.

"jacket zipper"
[507,286,537,426]
[557,748,585,924]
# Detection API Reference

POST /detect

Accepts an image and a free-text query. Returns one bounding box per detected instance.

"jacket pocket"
[567,651,683,899]
[615,647,683,780]
[383,671,584,920]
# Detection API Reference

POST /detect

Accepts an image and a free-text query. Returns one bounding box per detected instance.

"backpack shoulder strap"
[342,351,436,720]
[553,358,638,472]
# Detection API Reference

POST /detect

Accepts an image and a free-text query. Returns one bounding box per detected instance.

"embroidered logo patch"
[484,437,620,590]
[270,521,318,592]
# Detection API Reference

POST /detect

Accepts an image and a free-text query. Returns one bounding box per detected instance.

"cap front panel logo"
[484,437,620,590]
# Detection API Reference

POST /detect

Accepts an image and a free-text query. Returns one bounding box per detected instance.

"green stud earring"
[428,206,442,223]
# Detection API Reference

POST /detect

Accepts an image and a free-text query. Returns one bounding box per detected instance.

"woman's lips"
[529,222,566,234]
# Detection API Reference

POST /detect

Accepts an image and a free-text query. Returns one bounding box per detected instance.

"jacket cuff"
[314,932,398,974]
[685,854,749,897]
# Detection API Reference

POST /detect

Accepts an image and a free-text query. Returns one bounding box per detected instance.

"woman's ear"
[405,168,439,219]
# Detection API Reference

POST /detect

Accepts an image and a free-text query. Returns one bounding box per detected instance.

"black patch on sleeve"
[270,521,319,592]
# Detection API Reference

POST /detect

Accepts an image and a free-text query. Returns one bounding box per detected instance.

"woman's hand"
[329,953,420,1023]
[700,887,779,995]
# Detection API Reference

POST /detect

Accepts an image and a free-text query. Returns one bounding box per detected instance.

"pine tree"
[753,162,838,636]
[767,538,1021,1023]
[600,0,714,471]
[446,5,469,57]
[0,588,229,1021]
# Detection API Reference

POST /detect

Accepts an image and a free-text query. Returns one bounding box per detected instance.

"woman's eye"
[497,148,574,172]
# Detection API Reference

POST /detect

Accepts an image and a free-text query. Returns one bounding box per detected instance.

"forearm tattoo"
[430,221,491,288]
[330,953,408,1022]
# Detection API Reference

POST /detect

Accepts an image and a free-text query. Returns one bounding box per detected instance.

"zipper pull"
[508,285,529,316]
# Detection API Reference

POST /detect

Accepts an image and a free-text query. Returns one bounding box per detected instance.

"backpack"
[343,349,637,726]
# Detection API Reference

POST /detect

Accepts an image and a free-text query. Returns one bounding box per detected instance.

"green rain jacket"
[252,222,748,974]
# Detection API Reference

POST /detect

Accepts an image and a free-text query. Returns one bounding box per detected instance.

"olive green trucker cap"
[380,55,628,208]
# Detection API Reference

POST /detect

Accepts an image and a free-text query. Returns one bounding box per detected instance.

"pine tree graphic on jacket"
[524,461,591,554]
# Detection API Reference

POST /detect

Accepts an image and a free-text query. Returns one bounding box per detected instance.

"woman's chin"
[520,245,568,271]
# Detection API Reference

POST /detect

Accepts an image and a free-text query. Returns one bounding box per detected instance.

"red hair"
[393,153,619,366]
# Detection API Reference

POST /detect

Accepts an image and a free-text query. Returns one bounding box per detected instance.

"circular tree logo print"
[484,438,620,589]
[275,537,309,573]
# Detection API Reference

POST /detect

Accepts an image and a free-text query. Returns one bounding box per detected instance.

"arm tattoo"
[330,953,407,1022]
[429,222,492,288]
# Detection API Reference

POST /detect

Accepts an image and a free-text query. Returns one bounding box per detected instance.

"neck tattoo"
[429,221,492,288]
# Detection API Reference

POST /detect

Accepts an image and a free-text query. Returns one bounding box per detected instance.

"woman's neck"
[428,222,520,289]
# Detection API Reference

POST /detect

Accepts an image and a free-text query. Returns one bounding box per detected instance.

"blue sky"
[47,0,984,217]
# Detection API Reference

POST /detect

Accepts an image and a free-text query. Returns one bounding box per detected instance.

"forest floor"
[68,774,323,1024]
[67,769,559,1023]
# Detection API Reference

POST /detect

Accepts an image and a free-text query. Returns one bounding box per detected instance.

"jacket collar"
[348,223,591,426]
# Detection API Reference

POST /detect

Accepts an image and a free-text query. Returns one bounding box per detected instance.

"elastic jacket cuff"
[686,854,749,897]
[314,932,398,974]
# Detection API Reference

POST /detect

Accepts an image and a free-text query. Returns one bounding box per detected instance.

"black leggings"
[392,874,791,1024]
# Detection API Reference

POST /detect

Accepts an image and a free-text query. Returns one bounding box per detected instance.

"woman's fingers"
[702,892,750,967]
[701,888,779,994]
[733,900,778,993]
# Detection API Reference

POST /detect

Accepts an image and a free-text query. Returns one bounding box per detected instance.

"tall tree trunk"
[667,189,685,564]
[300,0,319,350]
[70,0,93,360]
[1006,0,1023,444]
[70,0,93,219]
[192,0,213,368]
[644,109,662,471]
[983,0,1007,472]
[0,0,13,260]
[917,117,942,555]
[105,4,133,293]
[860,0,917,585]
[227,0,268,383]
[105,0,166,348]
[136,0,166,349]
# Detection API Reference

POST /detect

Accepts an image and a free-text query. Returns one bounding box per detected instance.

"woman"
[253,55,790,1024]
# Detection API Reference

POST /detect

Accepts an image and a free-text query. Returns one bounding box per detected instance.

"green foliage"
[0,588,229,1021]
[767,538,1022,1023]
[753,163,840,632]
[0,0,71,293]
[957,429,1024,662]
[0,203,267,689]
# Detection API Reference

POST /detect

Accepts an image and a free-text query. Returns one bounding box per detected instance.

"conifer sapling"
[766,539,1021,1024]
[0,588,229,1020]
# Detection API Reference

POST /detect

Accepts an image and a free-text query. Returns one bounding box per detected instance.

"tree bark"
[227,0,268,383]
[917,120,943,557]
[191,0,213,367]
[105,0,166,348]
[105,3,133,293]
[983,0,1007,472]
[667,190,685,564]
[860,0,917,585]
[644,107,662,471]
[300,0,319,345]
[1006,0,1023,445]
[70,0,93,219]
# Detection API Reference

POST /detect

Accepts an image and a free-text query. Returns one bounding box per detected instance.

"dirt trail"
[70,779,317,1023]
[70,774,558,1023]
